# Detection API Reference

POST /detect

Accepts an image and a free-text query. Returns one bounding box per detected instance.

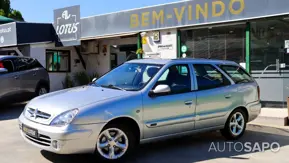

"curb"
[248,123,289,132]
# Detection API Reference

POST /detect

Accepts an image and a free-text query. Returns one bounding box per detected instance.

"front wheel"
[221,109,247,140]
[95,124,137,162]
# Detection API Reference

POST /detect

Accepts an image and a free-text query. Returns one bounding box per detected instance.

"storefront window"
[181,24,245,64]
[251,17,289,71]
[46,50,70,72]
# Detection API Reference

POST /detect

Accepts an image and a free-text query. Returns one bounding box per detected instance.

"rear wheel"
[95,124,137,162]
[221,109,247,140]
[35,85,48,96]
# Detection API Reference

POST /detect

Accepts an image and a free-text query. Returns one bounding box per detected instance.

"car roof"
[127,58,238,66]
[0,55,18,60]
[0,55,36,60]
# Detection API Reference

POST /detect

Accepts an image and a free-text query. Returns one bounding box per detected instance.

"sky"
[10,0,180,23]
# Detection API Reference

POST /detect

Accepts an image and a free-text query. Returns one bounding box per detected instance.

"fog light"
[52,140,58,149]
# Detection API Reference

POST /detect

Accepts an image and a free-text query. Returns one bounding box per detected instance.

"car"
[18,58,261,162]
[0,56,50,104]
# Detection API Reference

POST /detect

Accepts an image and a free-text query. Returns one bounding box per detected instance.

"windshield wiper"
[100,84,126,91]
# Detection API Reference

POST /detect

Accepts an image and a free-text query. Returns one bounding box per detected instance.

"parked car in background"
[19,58,261,162]
[0,56,50,104]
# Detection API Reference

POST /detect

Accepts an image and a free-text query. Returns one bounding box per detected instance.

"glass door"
[250,17,289,108]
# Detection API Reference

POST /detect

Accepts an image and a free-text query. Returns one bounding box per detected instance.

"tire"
[35,85,49,96]
[221,109,247,140]
[94,123,137,162]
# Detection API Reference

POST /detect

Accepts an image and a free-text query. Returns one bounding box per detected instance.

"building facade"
[0,0,289,107]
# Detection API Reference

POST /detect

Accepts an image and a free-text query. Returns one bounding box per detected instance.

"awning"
[0,16,14,24]
[0,22,55,48]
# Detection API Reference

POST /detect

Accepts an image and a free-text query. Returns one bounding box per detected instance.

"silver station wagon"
[19,59,261,162]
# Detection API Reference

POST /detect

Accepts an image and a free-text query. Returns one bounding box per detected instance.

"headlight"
[50,109,79,127]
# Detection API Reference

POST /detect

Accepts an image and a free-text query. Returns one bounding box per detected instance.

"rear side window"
[193,64,231,90]
[219,65,253,84]
[12,57,43,72]
[26,58,43,69]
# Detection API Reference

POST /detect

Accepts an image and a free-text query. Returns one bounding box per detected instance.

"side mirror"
[149,84,171,97]
[0,68,8,74]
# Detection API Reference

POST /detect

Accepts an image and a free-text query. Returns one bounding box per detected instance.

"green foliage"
[136,48,143,55]
[62,75,74,89]
[73,71,90,86]
[0,0,24,21]
[63,71,99,88]
[8,9,24,21]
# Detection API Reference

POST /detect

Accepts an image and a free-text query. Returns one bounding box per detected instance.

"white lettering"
[270,142,280,153]
[0,27,11,34]
[252,143,261,152]
[56,23,79,35]
[234,142,243,152]
[262,142,270,152]
[208,142,217,152]
[72,23,80,33]
[244,142,252,152]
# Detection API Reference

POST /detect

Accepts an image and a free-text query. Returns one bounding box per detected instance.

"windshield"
[94,63,162,91]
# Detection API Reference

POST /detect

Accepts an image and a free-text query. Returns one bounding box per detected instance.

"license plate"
[22,125,38,138]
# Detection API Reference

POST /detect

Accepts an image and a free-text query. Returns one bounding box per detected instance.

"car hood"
[25,86,134,124]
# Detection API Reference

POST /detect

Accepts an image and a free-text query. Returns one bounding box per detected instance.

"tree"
[0,0,24,21]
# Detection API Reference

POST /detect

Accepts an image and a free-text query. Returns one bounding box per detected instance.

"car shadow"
[41,126,289,163]
[0,102,26,121]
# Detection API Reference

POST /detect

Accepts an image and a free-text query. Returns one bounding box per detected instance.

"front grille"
[25,134,51,147]
[26,108,51,120]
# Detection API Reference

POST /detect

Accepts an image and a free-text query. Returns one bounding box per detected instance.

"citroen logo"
[29,109,38,119]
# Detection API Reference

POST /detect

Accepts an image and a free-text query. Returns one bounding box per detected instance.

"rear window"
[219,65,253,84]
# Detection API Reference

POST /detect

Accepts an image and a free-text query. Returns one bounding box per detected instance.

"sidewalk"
[248,108,289,131]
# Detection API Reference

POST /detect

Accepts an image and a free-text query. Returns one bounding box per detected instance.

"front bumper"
[18,113,106,154]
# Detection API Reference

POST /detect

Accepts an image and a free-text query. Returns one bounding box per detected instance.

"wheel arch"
[229,106,249,122]
[36,79,50,92]
[102,116,141,143]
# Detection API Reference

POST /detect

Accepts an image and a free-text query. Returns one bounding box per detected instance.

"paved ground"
[1,104,289,163]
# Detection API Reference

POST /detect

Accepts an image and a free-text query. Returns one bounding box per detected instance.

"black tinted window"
[27,58,43,69]
[0,60,14,72]
[12,57,42,71]
[13,58,28,71]
[155,64,191,94]
[219,65,253,84]
[193,64,231,90]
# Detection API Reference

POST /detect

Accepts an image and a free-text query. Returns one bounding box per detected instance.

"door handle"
[225,94,232,99]
[33,73,36,76]
[184,101,193,105]
[14,76,19,79]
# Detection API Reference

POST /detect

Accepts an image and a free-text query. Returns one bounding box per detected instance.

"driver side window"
[154,64,191,94]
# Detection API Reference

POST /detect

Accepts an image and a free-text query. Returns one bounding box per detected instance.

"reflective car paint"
[19,59,261,154]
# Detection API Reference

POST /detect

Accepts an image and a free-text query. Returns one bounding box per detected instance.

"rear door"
[0,59,21,99]
[12,57,38,94]
[192,64,237,129]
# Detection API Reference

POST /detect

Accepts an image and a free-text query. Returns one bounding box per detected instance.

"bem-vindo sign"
[54,5,81,47]
[130,0,244,28]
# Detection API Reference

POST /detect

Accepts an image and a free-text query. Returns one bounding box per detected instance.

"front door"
[142,64,196,139]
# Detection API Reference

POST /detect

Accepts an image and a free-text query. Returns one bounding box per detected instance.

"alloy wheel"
[97,128,129,160]
[229,112,245,136]
[38,88,47,96]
